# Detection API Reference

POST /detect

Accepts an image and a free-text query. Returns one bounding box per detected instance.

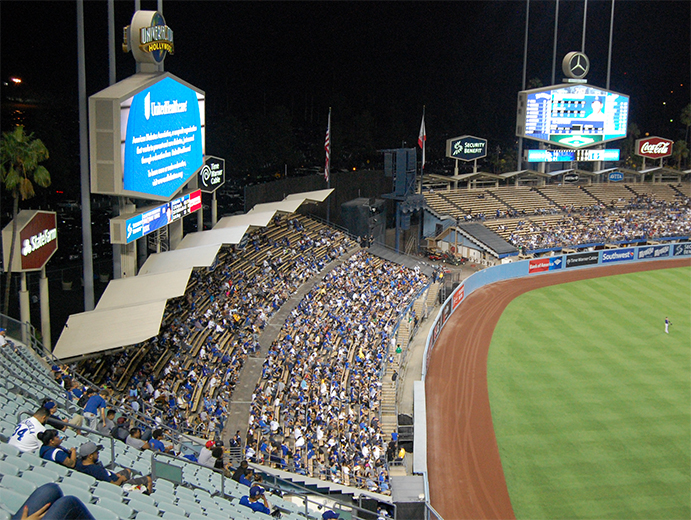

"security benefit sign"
[2,210,58,272]
[198,156,225,193]
[446,136,487,161]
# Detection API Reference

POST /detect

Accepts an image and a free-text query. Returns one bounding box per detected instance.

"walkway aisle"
[222,247,360,448]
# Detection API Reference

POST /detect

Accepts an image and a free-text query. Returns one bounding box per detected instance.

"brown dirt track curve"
[425,258,691,520]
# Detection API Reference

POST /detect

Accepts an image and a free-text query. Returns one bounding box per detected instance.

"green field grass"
[488,266,691,520]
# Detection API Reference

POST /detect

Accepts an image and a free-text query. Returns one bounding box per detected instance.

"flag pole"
[325,107,332,224]
[418,105,426,194]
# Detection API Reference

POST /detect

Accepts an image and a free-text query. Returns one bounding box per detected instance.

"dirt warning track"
[425,258,690,520]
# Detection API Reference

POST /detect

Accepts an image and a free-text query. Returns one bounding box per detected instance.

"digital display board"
[121,76,204,199]
[90,72,205,202]
[113,189,202,244]
[517,84,629,149]
[525,148,620,162]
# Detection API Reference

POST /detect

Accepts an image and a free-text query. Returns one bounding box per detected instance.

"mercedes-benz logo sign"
[562,51,590,79]
[200,164,212,187]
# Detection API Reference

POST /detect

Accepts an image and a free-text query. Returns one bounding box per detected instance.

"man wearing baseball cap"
[239,484,273,515]
[198,439,216,468]
[75,441,152,493]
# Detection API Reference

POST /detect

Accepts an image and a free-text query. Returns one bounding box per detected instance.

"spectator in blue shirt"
[239,485,272,515]
[38,429,76,469]
[75,441,152,493]
[83,389,108,430]
[149,429,172,453]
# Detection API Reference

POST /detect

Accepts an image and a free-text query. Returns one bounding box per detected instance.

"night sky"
[2,0,690,176]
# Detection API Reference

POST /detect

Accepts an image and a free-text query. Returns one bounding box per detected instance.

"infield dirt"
[425,257,690,520]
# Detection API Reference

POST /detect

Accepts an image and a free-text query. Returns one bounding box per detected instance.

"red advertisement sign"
[20,212,58,270]
[452,284,465,309]
[529,258,550,274]
[635,137,673,159]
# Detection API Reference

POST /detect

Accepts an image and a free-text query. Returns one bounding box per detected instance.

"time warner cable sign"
[90,72,205,202]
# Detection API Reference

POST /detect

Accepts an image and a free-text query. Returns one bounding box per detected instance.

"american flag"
[324,108,331,183]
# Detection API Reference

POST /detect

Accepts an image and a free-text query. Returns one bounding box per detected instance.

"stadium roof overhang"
[52,189,334,361]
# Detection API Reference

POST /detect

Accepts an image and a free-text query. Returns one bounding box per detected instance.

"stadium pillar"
[19,273,30,345]
[39,267,51,351]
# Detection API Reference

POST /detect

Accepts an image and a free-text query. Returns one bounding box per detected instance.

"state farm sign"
[635,137,673,159]
[2,210,58,272]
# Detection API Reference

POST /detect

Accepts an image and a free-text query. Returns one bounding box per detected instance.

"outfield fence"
[417,240,691,519]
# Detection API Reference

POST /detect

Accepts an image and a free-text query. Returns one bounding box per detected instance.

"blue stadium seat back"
[0,459,20,477]
[19,450,45,468]
[175,497,201,515]
[85,503,121,520]
[0,474,36,496]
[0,420,15,438]
[126,499,160,517]
[0,487,26,515]
[174,485,196,499]
[125,489,157,508]
[62,470,96,487]
[58,482,94,504]
[0,443,21,458]
[41,459,70,476]
[0,508,10,520]
[203,510,230,520]
[28,464,60,481]
[93,481,125,500]
[153,477,175,490]
[4,454,31,471]
[97,495,135,520]
[156,501,187,516]
[161,512,188,520]
[134,512,161,520]
[24,471,55,488]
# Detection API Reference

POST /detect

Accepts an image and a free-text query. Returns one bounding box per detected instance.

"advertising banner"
[565,251,599,268]
[452,284,465,310]
[446,136,487,161]
[122,189,201,244]
[442,300,452,325]
[549,256,563,270]
[601,248,635,263]
[121,76,204,199]
[20,212,58,271]
[608,171,624,182]
[529,258,550,273]
[673,243,691,256]
[637,245,671,259]
[198,156,225,193]
[635,136,673,159]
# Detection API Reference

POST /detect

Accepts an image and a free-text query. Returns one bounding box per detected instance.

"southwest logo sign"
[565,251,599,268]
[601,248,635,263]
[638,245,670,259]
[673,243,691,256]
[529,258,550,273]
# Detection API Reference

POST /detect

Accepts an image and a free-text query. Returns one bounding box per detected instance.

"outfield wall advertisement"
[423,243,691,374]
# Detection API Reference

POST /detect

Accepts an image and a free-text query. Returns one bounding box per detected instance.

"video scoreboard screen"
[525,148,620,163]
[517,84,629,149]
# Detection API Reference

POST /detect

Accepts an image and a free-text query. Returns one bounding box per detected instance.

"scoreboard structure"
[516,84,629,149]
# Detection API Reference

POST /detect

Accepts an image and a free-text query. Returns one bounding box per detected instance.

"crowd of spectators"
[506,196,691,251]
[69,215,355,453]
[246,250,429,493]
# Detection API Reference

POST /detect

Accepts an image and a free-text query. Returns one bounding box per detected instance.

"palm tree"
[672,140,689,170]
[0,126,51,316]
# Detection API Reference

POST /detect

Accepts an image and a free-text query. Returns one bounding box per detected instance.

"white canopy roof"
[53,189,335,360]
[53,301,167,360]
[177,225,250,249]
[249,199,304,214]
[138,244,221,275]
[284,188,334,203]
[96,269,192,310]
[214,210,276,230]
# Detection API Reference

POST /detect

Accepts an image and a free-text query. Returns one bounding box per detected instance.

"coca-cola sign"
[635,137,673,159]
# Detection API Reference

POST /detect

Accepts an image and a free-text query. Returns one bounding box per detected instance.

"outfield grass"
[488,266,691,520]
